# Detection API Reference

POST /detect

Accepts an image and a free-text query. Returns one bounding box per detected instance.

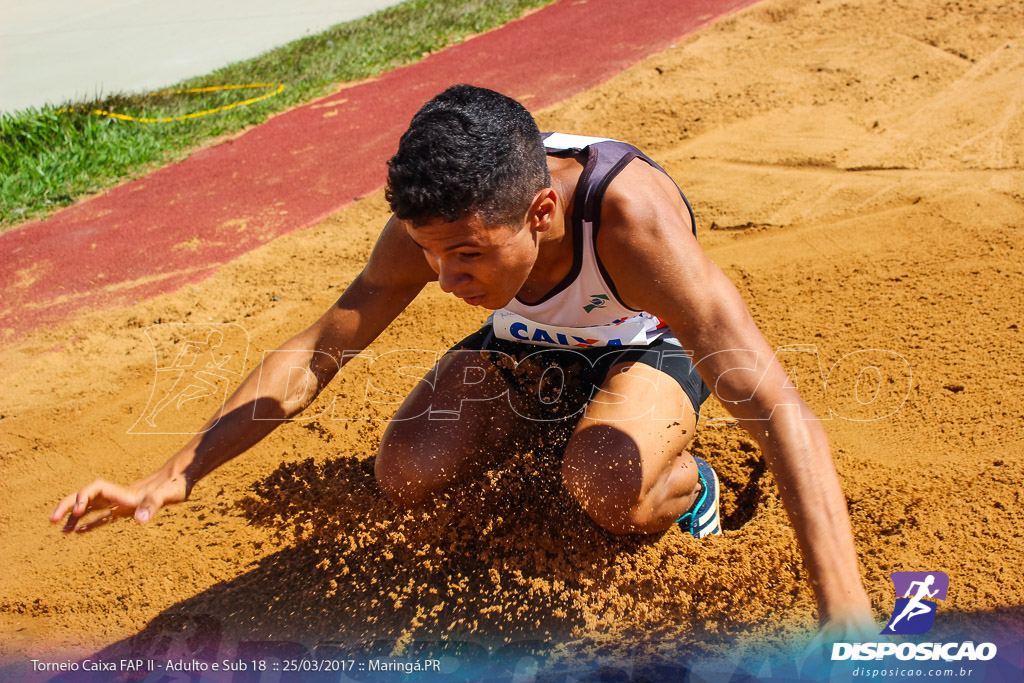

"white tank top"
[489,133,695,349]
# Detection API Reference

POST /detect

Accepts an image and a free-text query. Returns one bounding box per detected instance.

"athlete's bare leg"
[375,349,521,505]
[378,353,702,535]
[561,361,701,535]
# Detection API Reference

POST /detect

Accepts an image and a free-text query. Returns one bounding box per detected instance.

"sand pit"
[1,0,1022,678]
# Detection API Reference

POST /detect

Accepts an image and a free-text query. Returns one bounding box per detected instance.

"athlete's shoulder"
[602,159,693,238]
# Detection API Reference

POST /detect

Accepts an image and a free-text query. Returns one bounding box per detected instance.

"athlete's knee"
[561,426,650,535]
[374,453,415,507]
[578,496,655,535]
[564,473,652,535]
[374,435,434,507]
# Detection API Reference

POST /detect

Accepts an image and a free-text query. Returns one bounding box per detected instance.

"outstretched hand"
[797,609,879,677]
[50,471,188,533]
[816,611,879,645]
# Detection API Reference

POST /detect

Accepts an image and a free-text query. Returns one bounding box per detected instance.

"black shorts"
[451,324,711,422]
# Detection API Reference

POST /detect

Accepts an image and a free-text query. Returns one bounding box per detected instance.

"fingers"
[75,501,159,532]
[50,479,141,533]
[134,495,161,525]
[82,479,138,509]
[50,475,186,533]
[50,491,81,524]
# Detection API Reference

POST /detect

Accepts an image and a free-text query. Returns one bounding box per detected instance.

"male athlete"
[51,85,873,636]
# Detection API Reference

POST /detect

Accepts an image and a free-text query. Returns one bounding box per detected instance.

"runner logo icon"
[834,571,997,662]
[882,571,949,635]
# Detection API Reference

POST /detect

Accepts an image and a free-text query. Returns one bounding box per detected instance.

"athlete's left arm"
[598,160,874,634]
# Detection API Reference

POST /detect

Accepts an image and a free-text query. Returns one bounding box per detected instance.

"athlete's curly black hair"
[386,85,551,227]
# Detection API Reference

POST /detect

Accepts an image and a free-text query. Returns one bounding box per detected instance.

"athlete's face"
[407,211,540,310]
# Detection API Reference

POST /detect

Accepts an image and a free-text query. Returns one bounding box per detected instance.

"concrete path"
[0,0,404,113]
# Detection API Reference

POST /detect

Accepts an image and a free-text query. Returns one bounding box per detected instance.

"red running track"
[0,0,757,343]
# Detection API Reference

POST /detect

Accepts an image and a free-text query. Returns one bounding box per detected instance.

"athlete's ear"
[527,188,557,233]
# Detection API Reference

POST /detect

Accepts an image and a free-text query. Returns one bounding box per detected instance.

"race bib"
[491,310,660,348]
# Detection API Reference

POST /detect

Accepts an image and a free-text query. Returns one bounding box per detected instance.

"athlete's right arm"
[51,216,435,533]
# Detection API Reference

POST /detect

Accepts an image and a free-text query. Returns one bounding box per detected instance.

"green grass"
[0,0,559,230]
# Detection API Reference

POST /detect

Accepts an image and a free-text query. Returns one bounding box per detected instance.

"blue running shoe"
[675,457,722,538]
